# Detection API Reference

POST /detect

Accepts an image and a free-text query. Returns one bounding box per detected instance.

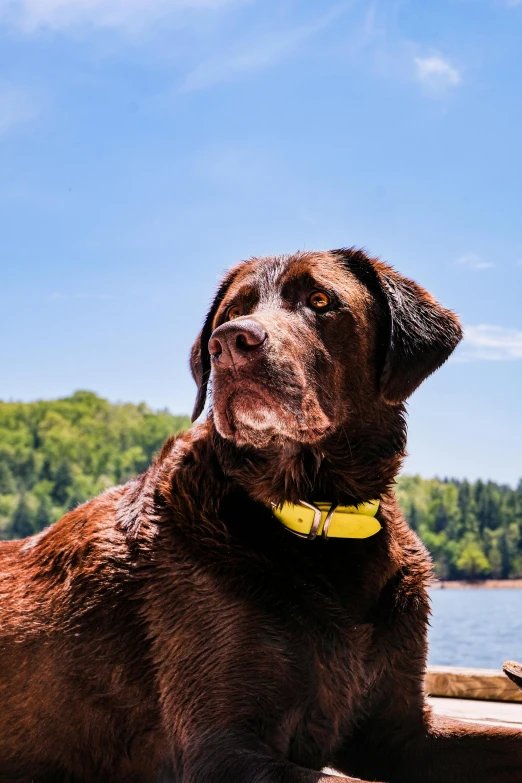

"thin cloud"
[0,82,39,135]
[0,0,238,34]
[458,325,522,361]
[457,252,494,270]
[181,2,351,92]
[414,55,461,89]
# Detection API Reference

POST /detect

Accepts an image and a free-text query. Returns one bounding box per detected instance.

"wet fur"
[0,249,520,782]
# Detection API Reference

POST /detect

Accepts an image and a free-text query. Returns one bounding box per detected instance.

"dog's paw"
[503,660,522,689]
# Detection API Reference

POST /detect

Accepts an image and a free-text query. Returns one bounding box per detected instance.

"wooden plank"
[425,665,522,703]
[429,696,522,728]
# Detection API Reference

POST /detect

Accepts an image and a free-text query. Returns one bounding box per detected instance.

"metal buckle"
[297,500,323,540]
[322,503,338,540]
[270,500,323,540]
[271,500,339,540]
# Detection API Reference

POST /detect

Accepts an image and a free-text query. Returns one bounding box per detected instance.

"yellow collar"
[271,499,381,540]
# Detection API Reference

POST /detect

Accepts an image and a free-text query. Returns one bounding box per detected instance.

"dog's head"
[191,249,462,450]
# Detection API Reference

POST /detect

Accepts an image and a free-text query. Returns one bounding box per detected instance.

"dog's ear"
[189,332,205,421]
[190,264,244,422]
[337,248,463,405]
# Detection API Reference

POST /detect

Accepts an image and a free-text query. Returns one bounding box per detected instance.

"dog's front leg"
[184,754,373,783]
[402,711,522,783]
[181,731,383,783]
[333,702,522,783]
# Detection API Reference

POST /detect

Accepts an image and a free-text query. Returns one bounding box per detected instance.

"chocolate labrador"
[0,248,520,782]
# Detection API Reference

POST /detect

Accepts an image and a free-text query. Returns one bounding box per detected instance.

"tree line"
[1,392,521,580]
[396,475,522,580]
[0,392,190,540]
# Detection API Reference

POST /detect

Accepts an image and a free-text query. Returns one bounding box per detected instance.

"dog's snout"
[209,320,267,369]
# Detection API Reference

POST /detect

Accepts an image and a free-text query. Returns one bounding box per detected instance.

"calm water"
[428,588,522,669]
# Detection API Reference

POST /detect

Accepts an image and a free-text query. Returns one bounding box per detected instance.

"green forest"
[0,392,190,540]
[1,392,521,581]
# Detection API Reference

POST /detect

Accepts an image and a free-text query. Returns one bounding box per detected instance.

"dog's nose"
[209,319,267,369]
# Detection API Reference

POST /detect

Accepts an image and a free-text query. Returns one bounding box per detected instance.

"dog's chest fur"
[149,497,390,770]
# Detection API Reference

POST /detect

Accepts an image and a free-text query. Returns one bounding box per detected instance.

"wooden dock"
[429,696,522,728]
[426,665,522,728]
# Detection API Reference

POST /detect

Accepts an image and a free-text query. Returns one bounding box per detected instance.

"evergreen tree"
[0,459,16,494]
[9,496,33,539]
[34,496,53,532]
[17,452,38,491]
[433,501,449,534]
[488,543,502,579]
[51,461,74,505]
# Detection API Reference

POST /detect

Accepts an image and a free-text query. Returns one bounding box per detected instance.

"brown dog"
[0,248,520,782]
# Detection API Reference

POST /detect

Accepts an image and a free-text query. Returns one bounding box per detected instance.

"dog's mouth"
[224,390,281,447]
[213,381,331,449]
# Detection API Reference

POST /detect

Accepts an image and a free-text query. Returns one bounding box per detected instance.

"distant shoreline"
[431,579,522,589]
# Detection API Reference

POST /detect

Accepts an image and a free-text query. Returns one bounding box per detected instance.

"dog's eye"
[227,305,242,320]
[308,291,331,311]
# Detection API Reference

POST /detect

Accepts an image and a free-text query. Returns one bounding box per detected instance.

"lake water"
[428,588,522,669]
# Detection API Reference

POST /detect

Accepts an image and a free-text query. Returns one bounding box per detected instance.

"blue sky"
[0,0,521,484]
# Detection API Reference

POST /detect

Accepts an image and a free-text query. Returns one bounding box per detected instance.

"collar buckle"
[322,503,339,540]
[271,500,339,540]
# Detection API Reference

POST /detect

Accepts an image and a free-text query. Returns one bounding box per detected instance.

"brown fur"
[0,248,520,782]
